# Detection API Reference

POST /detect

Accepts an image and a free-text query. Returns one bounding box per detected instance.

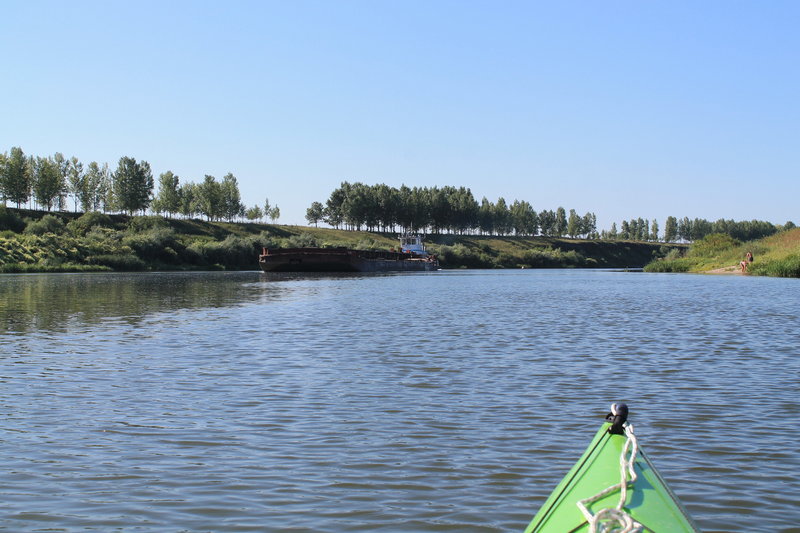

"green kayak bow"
[524,404,700,533]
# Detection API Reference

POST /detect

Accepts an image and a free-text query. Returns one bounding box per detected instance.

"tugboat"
[258,233,439,273]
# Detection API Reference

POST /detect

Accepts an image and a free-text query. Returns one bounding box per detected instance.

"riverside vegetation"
[1,207,680,273]
[644,228,800,278]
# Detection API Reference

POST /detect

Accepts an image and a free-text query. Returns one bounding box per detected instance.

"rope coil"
[577,422,643,533]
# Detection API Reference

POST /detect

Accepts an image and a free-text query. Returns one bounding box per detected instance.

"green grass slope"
[644,228,800,278]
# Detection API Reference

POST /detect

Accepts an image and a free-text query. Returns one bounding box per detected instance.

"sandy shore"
[704,265,745,275]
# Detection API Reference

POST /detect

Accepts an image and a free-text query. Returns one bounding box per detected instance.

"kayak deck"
[524,421,700,532]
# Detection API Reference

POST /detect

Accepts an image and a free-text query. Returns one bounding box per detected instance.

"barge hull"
[258,248,438,273]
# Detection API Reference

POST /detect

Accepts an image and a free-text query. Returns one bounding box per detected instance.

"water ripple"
[1,270,799,531]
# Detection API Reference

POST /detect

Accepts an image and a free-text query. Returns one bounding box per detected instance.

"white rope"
[577,422,643,533]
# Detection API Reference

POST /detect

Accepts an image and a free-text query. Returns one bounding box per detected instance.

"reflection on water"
[1,270,799,532]
[0,271,422,334]
[0,272,270,333]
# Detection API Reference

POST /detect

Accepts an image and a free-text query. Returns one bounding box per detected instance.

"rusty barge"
[258,234,439,273]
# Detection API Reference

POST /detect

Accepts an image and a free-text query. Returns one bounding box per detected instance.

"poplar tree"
[582,212,597,239]
[620,220,630,240]
[567,209,581,238]
[639,218,648,241]
[220,172,243,221]
[53,153,70,210]
[494,198,511,235]
[539,210,556,236]
[263,197,272,219]
[478,197,494,235]
[395,185,413,231]
[664,216,677,242]
[152,171,181,217]
[374,183,398,232]
[409,186,430,232]
[178,182,198,218]
[306,201,324,226]
[112,157,154,214]
[84,162,109,212]
[246,205,263,221]
[32,156,64,211]
[196,175,223,221]
[341,182,374,231]
[323,192,344,228]
[677,217,692,242]
[555,207,567,237]
[67,157,85,212]
[452,187,479,234]
[0,147,30,207]
[511,200,537,236]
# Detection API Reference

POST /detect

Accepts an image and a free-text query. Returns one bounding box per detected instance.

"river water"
[1,270,798,532]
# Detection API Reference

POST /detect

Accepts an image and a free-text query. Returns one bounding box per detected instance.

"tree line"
[603,216,788,243]
[0,146,280,223]
[307,182,792,242]
[4,147,791,242]
[306,181,599,237]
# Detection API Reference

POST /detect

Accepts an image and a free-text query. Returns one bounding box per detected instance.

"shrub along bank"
[1,207,680,273]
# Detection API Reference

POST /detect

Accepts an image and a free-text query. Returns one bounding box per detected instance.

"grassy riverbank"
[644,228,800,278]
[1,207,680,273]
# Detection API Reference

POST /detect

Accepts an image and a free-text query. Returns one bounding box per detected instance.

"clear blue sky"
[2,1,798,230]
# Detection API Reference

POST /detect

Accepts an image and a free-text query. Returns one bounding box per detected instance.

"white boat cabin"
[400,234,428,255]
